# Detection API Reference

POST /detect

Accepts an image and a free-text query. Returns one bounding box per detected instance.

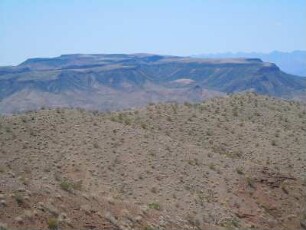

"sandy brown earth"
[0,93,306,230]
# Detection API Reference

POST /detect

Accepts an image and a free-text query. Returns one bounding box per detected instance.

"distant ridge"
[0,54,305,114]
[193,50,306,77]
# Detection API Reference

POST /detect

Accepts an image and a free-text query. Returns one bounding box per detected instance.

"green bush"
[148,202,161,210]
[59,179,82,192]
[246,177,255,188]
[59,180,73,192]
[47,217,58,230]
[236,167,244,175]
[15,193,24,206]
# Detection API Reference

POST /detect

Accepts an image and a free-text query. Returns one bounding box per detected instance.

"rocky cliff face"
[0,54,305,114]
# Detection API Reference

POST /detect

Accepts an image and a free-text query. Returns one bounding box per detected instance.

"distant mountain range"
[0,54,305,114]
[193,50,306,77]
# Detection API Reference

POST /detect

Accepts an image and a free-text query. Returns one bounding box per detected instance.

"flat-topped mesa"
[19,54,265,68]
[158,57,267,66]
[16,54,278,75]
[18,53,168,70]
[19,57,70,70]
[245,58,263,62]
[0,53,304,114]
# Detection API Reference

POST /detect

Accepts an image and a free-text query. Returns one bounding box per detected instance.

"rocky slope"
[0,54,305,114]
[0,93,306,230]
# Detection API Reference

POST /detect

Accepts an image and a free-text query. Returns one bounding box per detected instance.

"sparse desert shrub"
[59,179,82,192]
[172,105,178,114]
[92,110,100,116]
[220,217,240,229]
[21,117,27,123]
[150,187,157,193]
[73,180,82,190]
[209,163,216,170]
[124,119,131,125]
[144,226,155,230]
[187,158,199,166]
[14,193,24,206]
[186,213,201,227]
[184,102,192,108]
[246,177,255,188]
[281,183,289,194]
[232,107,238,117]
[236,167,244,175]
[303,175,306,187]
[118,113,124,122]
[60,180,72,192]
[93,142,99,148]
[110,116,117,122]
[204,189,215,203]
[138,174,144,180]
[148,202,161,210]
[141,123,147,129]
[206,129,212,136]
[47,217,58,230]
[233,150,242,158]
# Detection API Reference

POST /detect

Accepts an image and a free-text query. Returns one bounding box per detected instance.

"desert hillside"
[0,93,306,230]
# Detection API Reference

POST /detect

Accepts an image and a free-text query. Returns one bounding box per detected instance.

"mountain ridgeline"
[194,50,306,77]
[0,54,305,114]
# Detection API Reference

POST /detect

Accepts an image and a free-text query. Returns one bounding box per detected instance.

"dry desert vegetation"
[0,93,306,230]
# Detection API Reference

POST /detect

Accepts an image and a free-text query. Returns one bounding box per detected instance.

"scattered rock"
[14,216,23,224]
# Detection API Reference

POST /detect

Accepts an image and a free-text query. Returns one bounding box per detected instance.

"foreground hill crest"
[0,93,306,230]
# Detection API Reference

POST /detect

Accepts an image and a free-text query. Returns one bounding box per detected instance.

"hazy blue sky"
[0,0,306,65]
